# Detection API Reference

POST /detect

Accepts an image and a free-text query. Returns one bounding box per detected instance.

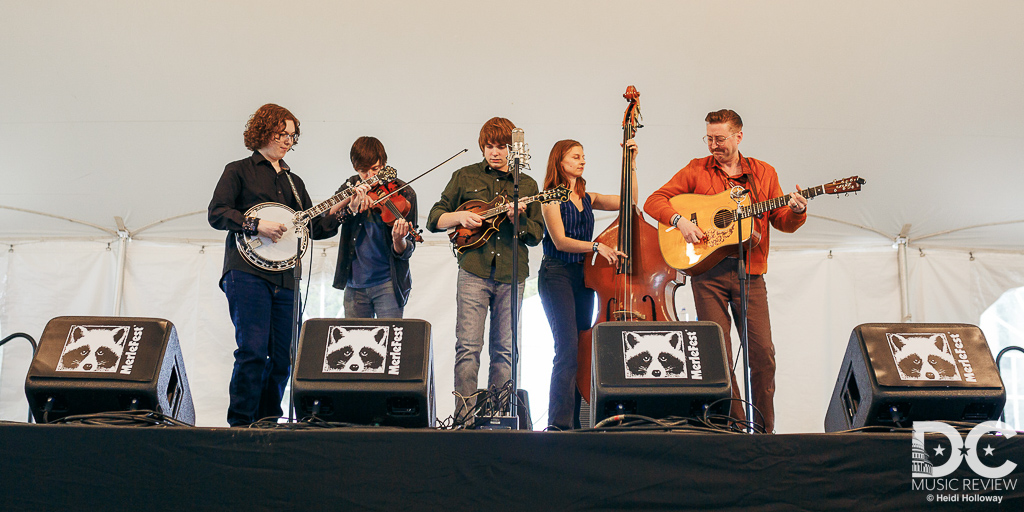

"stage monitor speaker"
[292,318,435,428]
[24,316,194,424]
[590,321,732,426]
[824,323,1005,432]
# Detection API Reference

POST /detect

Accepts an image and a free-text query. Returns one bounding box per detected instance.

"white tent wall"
[765,249,903,433]
[0,241,118,420]
[3,238,1024,432]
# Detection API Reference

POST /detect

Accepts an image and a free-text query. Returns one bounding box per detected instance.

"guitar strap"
[283,171,304,209]
[743,157,761,202]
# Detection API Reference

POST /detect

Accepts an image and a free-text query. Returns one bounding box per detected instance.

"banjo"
[235,166,398,271]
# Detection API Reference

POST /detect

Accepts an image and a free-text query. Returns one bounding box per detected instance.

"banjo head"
[236,203,310,271]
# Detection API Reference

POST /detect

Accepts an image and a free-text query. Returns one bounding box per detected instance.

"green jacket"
[426,160,543,284]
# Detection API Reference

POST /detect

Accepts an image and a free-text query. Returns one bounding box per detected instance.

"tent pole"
[896,224,911,323]
[112,217,130,316]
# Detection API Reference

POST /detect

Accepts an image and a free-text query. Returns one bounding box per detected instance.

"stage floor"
[1,422,1022,511]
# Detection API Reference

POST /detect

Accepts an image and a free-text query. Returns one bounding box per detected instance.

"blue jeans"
[538,257,594,429]
[221,270,295,426]
[454,268,524,416]
[344,280,404,319]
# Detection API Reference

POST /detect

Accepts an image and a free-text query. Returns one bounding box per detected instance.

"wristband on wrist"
[242,216,260,236]
[593,241,600,253]
[670,213,681,229]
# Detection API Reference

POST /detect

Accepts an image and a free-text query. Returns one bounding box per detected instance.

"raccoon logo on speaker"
[621,330,688,379]
[322,325,404,376]
[911,421,1018,504]
[56,325,133,374]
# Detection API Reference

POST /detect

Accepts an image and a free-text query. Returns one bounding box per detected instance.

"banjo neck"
[299,172,390,221]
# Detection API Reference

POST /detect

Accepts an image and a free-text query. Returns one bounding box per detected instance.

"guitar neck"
[740,184,825,219]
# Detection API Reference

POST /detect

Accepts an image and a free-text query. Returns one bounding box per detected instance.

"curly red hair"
[477,117,515,152]
[243,103,300,151]
[544,139,586,198]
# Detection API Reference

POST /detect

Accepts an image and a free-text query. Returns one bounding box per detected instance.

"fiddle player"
[426,117,544,418]
[332,136,417,318]
[643,109,807,433]
[538,139,633,430]
[209,103,345,426]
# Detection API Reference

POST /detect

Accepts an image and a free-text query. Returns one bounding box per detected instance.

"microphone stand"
[509,143,521,423]
[474,131,525,430]
[732,188,755,434]
[289,229,303,421]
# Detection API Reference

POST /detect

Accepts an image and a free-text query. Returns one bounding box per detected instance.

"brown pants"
[691,257,776,432]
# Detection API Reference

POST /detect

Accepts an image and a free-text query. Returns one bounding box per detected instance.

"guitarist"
[426,117,544,419]
[643,109,807,433]
[331,136,417,318]
[208,103,346,427]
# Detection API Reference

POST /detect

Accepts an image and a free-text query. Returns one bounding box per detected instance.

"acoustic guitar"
[657,176,864,275]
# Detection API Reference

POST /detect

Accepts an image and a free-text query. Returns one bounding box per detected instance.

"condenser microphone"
[509,128,527,171]
[511,128,525,145]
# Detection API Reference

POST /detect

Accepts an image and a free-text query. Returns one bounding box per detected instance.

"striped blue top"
[542,191,595,263]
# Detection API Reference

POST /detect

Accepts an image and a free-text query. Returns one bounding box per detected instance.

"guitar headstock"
[542,185,571,204]
[375,165,398,185]
[824,176,865,195]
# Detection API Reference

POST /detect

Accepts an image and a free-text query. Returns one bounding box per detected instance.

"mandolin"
[447,185,571,254]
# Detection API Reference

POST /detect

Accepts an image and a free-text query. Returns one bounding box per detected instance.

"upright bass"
[576,86,682,401]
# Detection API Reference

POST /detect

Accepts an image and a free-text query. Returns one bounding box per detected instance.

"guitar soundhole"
[713,210,733,229]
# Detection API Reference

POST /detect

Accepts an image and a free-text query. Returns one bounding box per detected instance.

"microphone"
[730,187,750,199]
[508,128,530,171]
[511,128,525,146]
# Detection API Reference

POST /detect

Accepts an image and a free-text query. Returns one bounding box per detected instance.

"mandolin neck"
[478,193,544,220]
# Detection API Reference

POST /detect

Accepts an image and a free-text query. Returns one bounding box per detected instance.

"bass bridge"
[605,295,659,322]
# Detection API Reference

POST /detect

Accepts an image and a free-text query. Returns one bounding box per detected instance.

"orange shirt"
[643,154,806,275]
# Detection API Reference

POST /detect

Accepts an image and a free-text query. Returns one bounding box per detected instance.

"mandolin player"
[208,103,346,427]
[643,109,807,433]
[426,117,544,419]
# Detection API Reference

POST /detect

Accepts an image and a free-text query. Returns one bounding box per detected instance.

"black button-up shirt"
[208,151,340,289]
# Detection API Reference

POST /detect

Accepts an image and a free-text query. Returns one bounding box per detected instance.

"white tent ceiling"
[2,0,1022,250]
[2,1,1024,431]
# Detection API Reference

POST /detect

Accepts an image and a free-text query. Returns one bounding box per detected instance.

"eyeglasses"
[703,133,738,146]
[274,132,299,144]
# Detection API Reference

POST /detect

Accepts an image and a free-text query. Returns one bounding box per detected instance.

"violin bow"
[370,148,469,206]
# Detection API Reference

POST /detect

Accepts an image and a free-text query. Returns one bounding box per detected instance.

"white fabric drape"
[0,241,117,420]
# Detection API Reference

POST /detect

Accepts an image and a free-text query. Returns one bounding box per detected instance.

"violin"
[368,178,423,243]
